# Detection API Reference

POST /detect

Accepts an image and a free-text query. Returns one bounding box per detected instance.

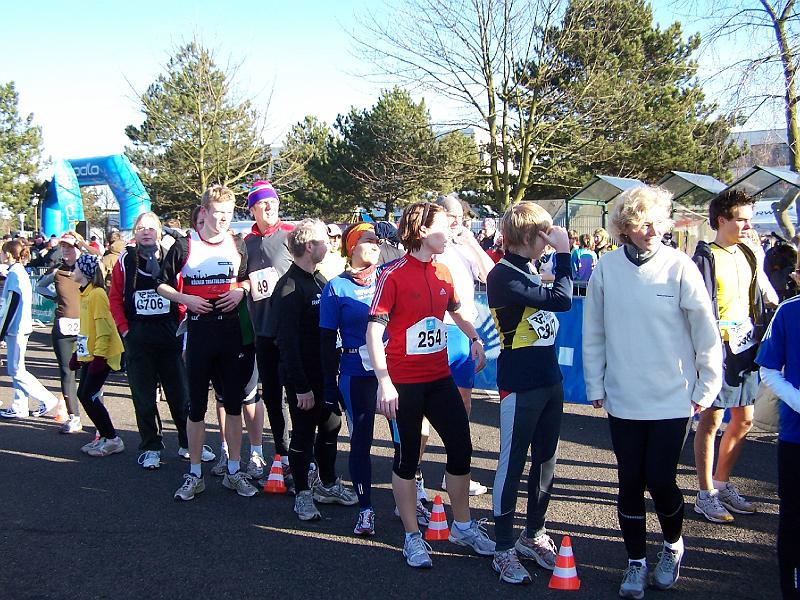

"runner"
[486,201,573,584]
[366,201,494,569]
[242,180,293,487]
[756,274,800,600]
[158,185,257,501]
[583,186,722,598]
[109,212,190,470]
[35,232,95,432]
[69,253,126,457]
[318,223,346,280]
[0,240,59,418]
[693,189,765,523]
[270,218,357,520]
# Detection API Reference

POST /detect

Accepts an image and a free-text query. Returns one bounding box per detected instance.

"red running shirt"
[369,254,460,384]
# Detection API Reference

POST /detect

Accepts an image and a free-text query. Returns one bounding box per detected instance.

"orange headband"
[345,223,374,257]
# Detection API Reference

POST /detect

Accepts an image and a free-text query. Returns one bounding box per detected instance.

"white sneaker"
[138,450,161,470]
[441,475,488,496]
[178,445,216,462]
[448,519,496,556]
[415,474,428,503]
[87,437,125,457]
[246,453,268,478]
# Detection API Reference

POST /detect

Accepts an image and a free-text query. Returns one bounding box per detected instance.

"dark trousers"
[77,363,115,439]
[286,381,341,493]
[493,384,562,550]
[256,336,290,456]
[608,415,690,560]
[50,325,78,415]
[340,375,379,509]
[778,440,800,599]
[124,321,189,451]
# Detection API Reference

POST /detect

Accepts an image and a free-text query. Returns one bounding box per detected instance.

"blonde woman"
[593,227,615,256]
[583,186,722,598]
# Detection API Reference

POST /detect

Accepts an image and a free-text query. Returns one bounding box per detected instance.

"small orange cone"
[262,455,287,494]
[424,494,450,541]
[548,535,581,591]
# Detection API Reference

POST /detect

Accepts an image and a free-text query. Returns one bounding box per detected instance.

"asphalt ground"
[0,327,782,599]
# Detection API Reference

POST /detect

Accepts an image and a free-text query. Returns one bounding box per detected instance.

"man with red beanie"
[243,180,296,489]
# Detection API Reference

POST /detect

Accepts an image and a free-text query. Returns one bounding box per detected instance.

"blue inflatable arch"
[42,154,151,236]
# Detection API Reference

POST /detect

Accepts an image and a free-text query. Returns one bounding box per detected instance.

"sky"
[1,0,784,166]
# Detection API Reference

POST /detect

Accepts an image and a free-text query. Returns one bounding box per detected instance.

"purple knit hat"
[247,180,279,209]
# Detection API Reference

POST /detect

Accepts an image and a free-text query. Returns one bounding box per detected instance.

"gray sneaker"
[174,474,205,501]
[493,548,532,584]
[694,491,734,523]
[294,490,322,521]
[222,471,258,497]
[87,437,125,457]
[308,463,320,489]
[211,450,229,477]
[246,453,268,478]
[283,463,295,495]
[448,518,496,556]
[312,477,358,506]
[59,416,82,434]
[403,533,433,568]
[717,482,755,514]
[394,500,432,526]
[80,434,101,454]
[651,546,683,590]
[619,562,648,599]
[515,531,557,570]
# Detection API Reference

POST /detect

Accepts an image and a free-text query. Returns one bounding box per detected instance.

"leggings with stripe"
[340,374,399,509]
[492,384,562,551]
[608,414,690,560]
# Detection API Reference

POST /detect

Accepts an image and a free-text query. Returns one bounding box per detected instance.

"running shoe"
[30,400,57,418]
[87,437,125,457]
[448,518,496,556]
[651,546,683,590]
[619,562,648,599]
[393,500,432,526]
[246,453,267,478]
[222,471,258,497]
[717,482,756,514]
[0,407,25,419]
[312,477,358,505]
[403,533,433,568]
[441,475,489,496]
[178,445,216,462]
[354,508,376,536]
[211,450,229,477]
[294,490,321,521]
[138,450,161,470]
[283,462,295,495]
[515,530,557,570]
[174,474,205,501]
[59,416,82,434]
[308,463,320,490]
[694,491,734,523]
[415,473,428,503]
[493,548,532,585]
[80,433,101,454]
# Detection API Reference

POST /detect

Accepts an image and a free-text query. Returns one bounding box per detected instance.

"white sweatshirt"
[582,246,722,420]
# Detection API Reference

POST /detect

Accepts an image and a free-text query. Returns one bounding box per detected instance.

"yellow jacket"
[77,284,124,371]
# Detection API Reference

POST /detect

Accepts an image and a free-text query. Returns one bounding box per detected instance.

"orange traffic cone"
[424,494,450,541]
[548,535,581,591]
[262,455,287,494]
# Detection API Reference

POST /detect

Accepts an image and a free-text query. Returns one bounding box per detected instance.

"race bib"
[727,319,756,355]
[134,290,169,316]
[58,317,80,336]
[358,344,374,372]
[526,310,559,346]
[249,267,280,301]
[76,334,89,358]
[406,317,447,355]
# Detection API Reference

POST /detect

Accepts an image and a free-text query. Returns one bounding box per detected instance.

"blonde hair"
[398,202,444,253]
[610,186,674,239]
[201,184,235,208]
[593,227,611,249]
[133,211,162,240]
[500,202,553,248]
[287,218,325,258]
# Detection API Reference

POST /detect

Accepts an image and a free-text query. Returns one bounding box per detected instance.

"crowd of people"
[0,183,798,599]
